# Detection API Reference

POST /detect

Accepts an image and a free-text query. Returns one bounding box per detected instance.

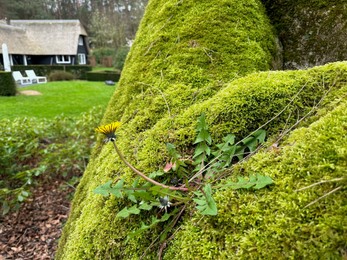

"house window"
[78,36,84,46]
[56,55,71,64]
[78,53,86,65]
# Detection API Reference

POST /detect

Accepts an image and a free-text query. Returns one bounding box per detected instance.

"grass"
[0,81,116,119]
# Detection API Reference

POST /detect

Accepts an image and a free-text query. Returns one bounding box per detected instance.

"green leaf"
[242,136,258,153]
[149,170,165,178]
[196,113,208,131]
[110,179,124,197]
[127,213,172,241]
[223,174,273,190]
[196,142,211,157]
[166,143,180,159]
[253,129,266,143]
[149,185,170,196]
[132,190,154,201]
[93,180,124,198]
[139,202,153,210]
[194,129,212,145]
[253,174,274,189]
[128,205,141,214]
[17,195,24,202]
[235,146,245,160]
[216,134,235,151]
[116,205,140,218]
[193,184,217,216]
[2,201,10,215]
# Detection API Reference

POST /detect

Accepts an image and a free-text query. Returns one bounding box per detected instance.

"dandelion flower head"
[159,196,171,212]
[95,121,122,142]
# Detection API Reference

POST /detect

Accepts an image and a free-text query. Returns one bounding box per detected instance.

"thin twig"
[141,205,186,259]
[304,186,342,208]
[296,177,345,192]
[137,81,172,117]
[112,142,188,191]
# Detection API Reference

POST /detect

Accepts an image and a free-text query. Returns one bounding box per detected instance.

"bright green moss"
[56,0,347,258]
[164,100,347,259]
[102,0,278,126]
[57,61,347,259]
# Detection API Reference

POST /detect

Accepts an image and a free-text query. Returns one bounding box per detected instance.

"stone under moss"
[57,61,347,259]
[165,99,347,259]
[56,0,347,258]
[262,0,347,69]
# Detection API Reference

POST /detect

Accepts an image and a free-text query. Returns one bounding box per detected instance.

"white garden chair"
[25,70,47,84]
[12,71,31,85]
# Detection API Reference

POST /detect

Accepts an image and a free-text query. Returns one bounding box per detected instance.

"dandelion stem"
[112,142,189,192]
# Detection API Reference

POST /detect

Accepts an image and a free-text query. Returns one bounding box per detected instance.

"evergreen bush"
[48,71,74,81]
[0,72,16,96]
[12,65,92,80]
[86,71,121,82]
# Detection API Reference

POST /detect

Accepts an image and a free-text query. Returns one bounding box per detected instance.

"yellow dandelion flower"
[95,122,122,142]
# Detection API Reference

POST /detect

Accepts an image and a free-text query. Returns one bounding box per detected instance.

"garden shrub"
[0,107,105,215]
[48,70,74,81]
[91,48,117,64]
[0,71,16,96]
[12,65,92,80]
[86,71,121,82]
[114,46,130,71]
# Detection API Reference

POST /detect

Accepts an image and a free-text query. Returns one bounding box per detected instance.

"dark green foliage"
[91,48,117,64]
[0,72,16,96]
[48,70,74,81]
[0,107,104,215]
[114,46,130,71]
[86,71,121,82]
[12,65,92,80]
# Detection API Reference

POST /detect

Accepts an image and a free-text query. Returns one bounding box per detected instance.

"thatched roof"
[0,20,88,55]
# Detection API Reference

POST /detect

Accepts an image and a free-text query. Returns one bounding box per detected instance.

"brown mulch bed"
[0,180,73,260]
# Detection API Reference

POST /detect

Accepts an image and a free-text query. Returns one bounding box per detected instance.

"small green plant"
[0,107,105,215]
[0,71,16,96]
[94,113,273,247]
[48,70,74,81]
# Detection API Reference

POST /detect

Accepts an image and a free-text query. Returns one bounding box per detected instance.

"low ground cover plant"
[0,107,104,215]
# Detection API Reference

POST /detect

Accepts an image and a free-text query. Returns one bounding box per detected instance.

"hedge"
[0,71,16,96]
[11,65,92,80]
[86,71,121,82]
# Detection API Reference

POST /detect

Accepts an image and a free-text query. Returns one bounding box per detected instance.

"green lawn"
[0,81,116,119]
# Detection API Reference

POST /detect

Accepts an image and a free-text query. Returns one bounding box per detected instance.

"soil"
[19,90,42,96]
[0,179,73,259]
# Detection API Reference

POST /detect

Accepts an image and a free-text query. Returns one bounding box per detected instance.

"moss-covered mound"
[262,0,347,69]
[57,61,347,259]
[165,97,347,259]
[56,0,347,259]
[102,0,278,128]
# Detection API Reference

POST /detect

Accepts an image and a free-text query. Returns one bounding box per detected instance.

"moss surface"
[262,0,347,69]
[57,61,347,259]
[57,0,347,258]
[165,98,347,259]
